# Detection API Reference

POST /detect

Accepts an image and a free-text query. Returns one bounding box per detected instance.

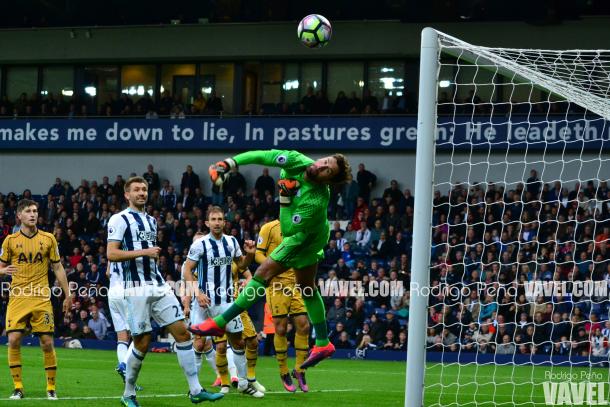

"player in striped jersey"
[106,177,223,406]
[183,206,263,398]
[106,262,142,391]
[180,232,226,387]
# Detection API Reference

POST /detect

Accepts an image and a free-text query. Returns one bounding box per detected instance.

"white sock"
[124,347,145,397]
[124,341,135,365]
[227,346,237,378]
[117,341,129,365]
[176,340,203,395]
[204,348,217,375]
[195,350,203,374]
[231,347,247,389]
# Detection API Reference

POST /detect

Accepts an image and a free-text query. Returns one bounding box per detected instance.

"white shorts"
[206,302,243,334]
[124,284,185,337]
[189,297,207,326]
[109,293,129,333]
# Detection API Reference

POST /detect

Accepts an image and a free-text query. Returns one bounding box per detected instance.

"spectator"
[180,165,201,193]
[142,164,160,192]
[48,177,65,197]
[254,168,275,196]
[333,91,350,114]
[87,306,108,340]
[356,163,377,203]
[327,298,346,323]
[383,179,403,205]
[223,166,247,198]
[334,331,354,349]
[206,90,223,114]
[300,87,316,114]
[380,329,396,350]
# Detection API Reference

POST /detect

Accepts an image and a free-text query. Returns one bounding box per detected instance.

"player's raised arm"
[209,150,313,185]
[236,239,256,270]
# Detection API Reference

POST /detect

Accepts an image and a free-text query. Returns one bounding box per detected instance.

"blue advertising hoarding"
[0,116,607,150]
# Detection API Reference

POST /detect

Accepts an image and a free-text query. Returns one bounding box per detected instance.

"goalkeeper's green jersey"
[233,150,329,237]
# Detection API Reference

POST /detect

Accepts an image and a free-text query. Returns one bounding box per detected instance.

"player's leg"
[267,286,296,391]
[193,335,205,373]
[227,331,264,398]
[7,331,24,399]
[157,293,223,403]
[109,294,131,380]
[30,299,57,399]
[295,263,336,369]
[38,334,58,399]
[292,313,311,392]
[242,311,265,392]
[273,316,296,392]
[225,345,238,386]
[190,257,288,334]
[295,263,329,347]
[214,338,231,393]
[201,337,221,385]
[121,294,152,405]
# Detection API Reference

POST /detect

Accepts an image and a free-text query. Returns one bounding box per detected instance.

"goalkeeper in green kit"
[189,150,352,369]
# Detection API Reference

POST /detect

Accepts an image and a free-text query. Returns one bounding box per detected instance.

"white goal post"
[406,27,610,406]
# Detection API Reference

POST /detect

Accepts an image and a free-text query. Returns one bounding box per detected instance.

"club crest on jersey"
[257,236,263,245]
[137,230,156,241]
[108,226,115,235]
[292,214,302,224]
[276,155,287,165]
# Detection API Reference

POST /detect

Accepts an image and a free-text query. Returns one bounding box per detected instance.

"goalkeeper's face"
[306,156,338,184]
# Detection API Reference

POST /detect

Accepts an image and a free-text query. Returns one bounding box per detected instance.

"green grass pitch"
[1,346,608,406]
[0,346,406,406]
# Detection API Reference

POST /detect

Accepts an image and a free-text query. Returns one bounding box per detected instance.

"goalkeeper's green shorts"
[270,224,329,270]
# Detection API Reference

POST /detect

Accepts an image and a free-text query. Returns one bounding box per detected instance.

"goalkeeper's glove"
[209,158,236,186]
[278,179,300,206]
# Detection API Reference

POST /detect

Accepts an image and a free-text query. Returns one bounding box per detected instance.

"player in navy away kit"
[106,177,223,406]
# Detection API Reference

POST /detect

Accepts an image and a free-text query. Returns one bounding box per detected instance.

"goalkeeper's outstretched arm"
[209,150,314,185]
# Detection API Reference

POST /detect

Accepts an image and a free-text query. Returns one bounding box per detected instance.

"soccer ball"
[297,14,332,48]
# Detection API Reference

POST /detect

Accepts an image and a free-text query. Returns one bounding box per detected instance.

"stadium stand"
[1,166,608,357]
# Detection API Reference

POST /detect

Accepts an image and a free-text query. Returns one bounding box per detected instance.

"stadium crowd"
[0,87,415,118]
[1,164,609,357]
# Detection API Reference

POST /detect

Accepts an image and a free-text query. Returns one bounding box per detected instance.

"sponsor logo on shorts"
[276,155,287,165]
[292,214,302,224]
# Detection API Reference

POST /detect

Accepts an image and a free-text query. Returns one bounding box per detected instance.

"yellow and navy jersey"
[255,219,296,285]
[0,229,60,298]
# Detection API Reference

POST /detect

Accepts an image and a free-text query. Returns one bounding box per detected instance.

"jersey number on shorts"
[172,305,181,318]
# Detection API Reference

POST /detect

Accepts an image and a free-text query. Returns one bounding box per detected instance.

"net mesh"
[424,31,610,406]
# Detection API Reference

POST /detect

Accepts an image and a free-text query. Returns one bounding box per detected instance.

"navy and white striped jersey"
[107,208,164,286]
[187,234,243,306]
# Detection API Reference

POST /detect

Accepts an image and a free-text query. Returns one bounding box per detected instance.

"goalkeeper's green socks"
[214,276,267,328]
[302,289,330,347]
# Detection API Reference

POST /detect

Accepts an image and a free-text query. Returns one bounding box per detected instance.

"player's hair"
[206,205,225,220]
[331,153,353,185]
[16,199,38,213]
[124,176,148,192]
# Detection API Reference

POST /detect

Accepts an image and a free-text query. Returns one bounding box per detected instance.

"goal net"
[406,28,610,407]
